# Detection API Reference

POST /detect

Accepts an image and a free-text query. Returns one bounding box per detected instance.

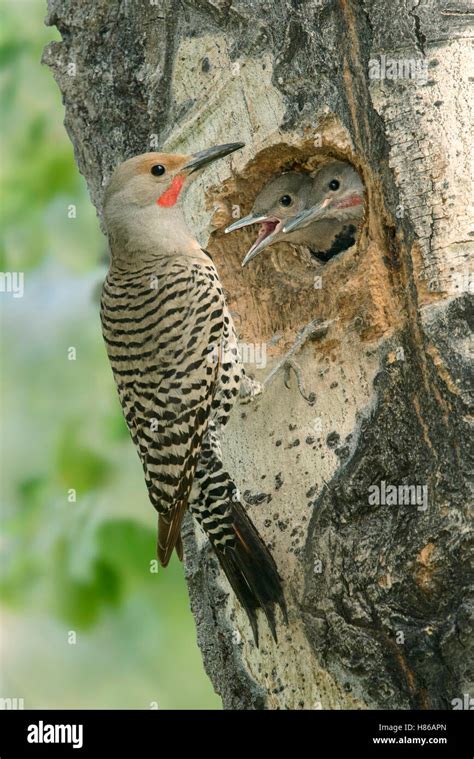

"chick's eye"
[328,179,340,191]
[151,164,166,177]
[280,194,292,207]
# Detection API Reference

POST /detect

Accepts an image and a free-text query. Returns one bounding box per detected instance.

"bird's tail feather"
[212,500,287,646]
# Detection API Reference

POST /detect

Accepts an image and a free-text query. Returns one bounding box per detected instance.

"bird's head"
[103,144,244,256]
[282,161,365,235]
[225,172,313,266]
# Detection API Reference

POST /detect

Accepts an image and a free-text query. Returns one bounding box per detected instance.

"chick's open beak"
[182,142,244,173]
[225,212,283,267]
[240,218,282,267]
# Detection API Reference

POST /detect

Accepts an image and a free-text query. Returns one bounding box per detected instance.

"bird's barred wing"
[102,261,224,565]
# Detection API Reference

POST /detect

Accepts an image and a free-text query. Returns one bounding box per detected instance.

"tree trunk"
[43,0,473,710]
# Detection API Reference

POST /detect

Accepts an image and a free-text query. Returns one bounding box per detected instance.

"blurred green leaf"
[104,410,130,442]
[0,36,26,67]
[53,538,122,628]
[56,424,112,493]
[17,475,46,511]
[97,520,157,583]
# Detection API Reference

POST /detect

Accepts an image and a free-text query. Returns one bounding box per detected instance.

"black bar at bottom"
[0,709,471,757]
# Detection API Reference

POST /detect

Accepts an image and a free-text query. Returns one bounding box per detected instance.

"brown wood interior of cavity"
[206,140,402,352]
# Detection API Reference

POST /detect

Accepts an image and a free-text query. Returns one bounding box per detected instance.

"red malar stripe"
[156,174,186,207]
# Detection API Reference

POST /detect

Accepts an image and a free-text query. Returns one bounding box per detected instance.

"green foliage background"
[0,0,220,709]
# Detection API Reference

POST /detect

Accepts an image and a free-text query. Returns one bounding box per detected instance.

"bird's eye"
[280,195,292,207]
[328,179,340,191]
[151,164,166,177]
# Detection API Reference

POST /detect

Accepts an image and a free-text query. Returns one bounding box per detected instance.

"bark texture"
[44,0,473,709]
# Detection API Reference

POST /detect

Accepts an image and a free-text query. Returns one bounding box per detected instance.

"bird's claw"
[239,375,263,404]
[297,318,334,344]
[284,359,316,404]
[260,318,335,402]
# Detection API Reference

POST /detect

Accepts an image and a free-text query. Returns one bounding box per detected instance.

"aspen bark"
[44,0,473,709]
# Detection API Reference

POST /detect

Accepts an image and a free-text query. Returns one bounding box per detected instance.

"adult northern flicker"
[100,144,286,644]
[225,160,365,266]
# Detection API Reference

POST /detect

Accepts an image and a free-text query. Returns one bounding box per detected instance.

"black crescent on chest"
[310,224,357,264]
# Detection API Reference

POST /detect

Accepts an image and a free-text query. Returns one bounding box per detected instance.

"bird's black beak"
[282,199,332,234]
[182,142,245,174]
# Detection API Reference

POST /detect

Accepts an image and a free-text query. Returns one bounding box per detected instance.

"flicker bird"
[225,160,365,266]
[100,144,286,644]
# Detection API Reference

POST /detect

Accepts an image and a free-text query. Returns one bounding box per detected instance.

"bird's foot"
[239,375,263,404]
[284,358,316,404]
[261,318,335,403]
